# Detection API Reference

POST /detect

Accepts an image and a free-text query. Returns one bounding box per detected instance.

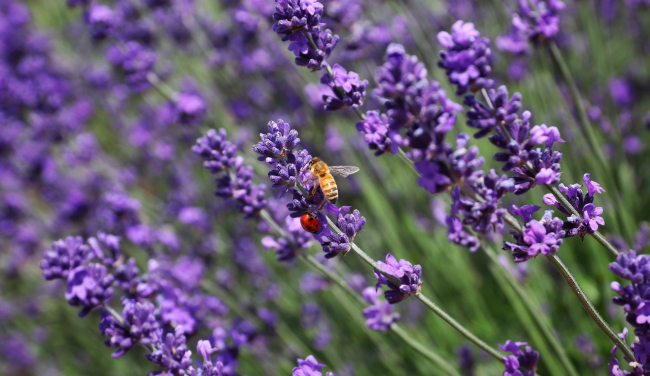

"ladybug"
[300,213,320,233]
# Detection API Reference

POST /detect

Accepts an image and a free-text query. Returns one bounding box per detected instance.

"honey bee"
[306,157,360,205]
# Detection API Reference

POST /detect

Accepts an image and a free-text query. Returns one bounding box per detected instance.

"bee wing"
[329,165,360,178]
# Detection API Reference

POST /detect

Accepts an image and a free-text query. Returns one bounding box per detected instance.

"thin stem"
[390,324,462,376]
[415,293,503,361]
[261,208,459,372]
[545,253,633,361]
[546,42,610,179]
[299,254,459,375]
[323,216,505,361]
[398,148,421,176]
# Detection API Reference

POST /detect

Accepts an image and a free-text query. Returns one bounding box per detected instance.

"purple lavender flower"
[356,111,392,156]
[176,93,206,126]
[65,263,115,317]
[272,0,324,36]
[499,340,539,376]
[293,355,334,376]
[455,170,512,234]
[100,300,161,358]
[609,77,634,107]
[253,120,300,160]
[193,129,237,173]
[146,327,193,375]
[510,204,541,224]
[503,210,564,262]
[106,41,157,92]
[321,64,368,110]
[465,86,522,139]
[261,217,312,261]
[195,129,267,218]
[437,20,494,95]
[374,253,422,304]
[87,3,119,40]
[543,174,605,239]
[362,286,400,331]
[456,344,476,376]
[497,0,566,55]
[189,340,227,376]
[40,236,91,280]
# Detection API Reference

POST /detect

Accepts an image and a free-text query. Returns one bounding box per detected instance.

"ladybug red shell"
[300,213,320,233]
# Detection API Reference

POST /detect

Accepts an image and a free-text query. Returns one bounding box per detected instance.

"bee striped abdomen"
[320,174,338,204]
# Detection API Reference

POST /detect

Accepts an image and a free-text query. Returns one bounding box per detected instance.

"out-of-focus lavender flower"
[456,344,476,376]
[499,340,539,376]
[321,64,368,110]
[497,0,566,56]
[106,41,157,92]
[100,300,161,358]
[300,272,330,293]
[195,128,267,218]
[356,111,392,156]
[624,136,642,154]
[362,286,400,331]
[437,20,494,95]
[374,253,422,304]
[634,222,650,252]
[87,3,119,40]
[293,355,334,376]
[609,77,634,107]
[503,209,564,262]
[40,236,91,280]
[262,217,312,261]
[176,93,206,126]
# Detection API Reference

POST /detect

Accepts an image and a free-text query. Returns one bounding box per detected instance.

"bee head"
[308,157,320,167]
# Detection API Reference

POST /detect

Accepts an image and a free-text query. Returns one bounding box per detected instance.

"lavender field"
[1,0,650,375]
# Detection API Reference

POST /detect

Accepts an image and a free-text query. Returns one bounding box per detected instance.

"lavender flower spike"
[293,355,334,376]
[362,287,400,331]
[499,340,539,376]
[253,120,300,160]
[437,20,494,95]
[374,253,422,304]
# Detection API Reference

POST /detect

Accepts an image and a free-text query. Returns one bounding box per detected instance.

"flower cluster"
[272,0,367,110]
[499,340,540,376]
[543,173,606,239]
[374,254,422,304]
[40,236,116,317]
[497,0,566,55]
[464,86,565,194]
[193,128,267,218]
[437,20,495,95]
[254,120,366,260]
[321,64,369,110]
[362,286,400,331]
[293,355,334,376]
[358,43,463,158]
[608,250,650,373]
[503,207,565,262]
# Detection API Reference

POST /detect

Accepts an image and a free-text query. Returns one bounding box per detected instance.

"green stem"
[262,209,459,373]
[390,324,461,376]
[299,254,460,376]
[414,293,503,361]
[323,216,505,362]
[545,253,634,361]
